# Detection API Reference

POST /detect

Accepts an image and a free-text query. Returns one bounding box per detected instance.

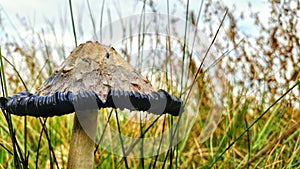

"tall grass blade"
[68,0,78,47]
[209,80,300,168]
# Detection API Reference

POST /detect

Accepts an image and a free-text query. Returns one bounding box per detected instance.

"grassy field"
[0,0,300,168]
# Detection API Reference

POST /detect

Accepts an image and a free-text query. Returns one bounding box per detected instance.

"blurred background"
[0,0,299,168]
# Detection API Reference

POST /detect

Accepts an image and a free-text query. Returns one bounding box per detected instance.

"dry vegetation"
[0,0,299,168]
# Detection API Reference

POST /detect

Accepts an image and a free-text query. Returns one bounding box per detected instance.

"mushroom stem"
[67,115,97,169]
[67,91,99,169]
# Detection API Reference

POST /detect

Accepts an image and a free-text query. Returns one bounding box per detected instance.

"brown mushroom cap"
[37,41,154,102]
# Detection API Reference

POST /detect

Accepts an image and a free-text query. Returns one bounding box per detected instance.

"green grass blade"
[68,0,78,47]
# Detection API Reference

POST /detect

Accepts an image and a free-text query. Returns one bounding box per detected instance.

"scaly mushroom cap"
[37,41,154,102]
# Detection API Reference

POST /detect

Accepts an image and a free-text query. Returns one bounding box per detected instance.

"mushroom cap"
[36,41,154,102]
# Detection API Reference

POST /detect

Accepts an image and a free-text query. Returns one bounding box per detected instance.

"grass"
[1,0,300,168]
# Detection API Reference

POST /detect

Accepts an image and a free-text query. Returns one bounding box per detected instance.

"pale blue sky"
[1,0,270,44]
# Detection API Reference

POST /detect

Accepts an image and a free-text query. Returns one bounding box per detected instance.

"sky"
[0,0,270,44]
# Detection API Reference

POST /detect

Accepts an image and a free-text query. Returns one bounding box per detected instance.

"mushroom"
[0,41,183,168]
